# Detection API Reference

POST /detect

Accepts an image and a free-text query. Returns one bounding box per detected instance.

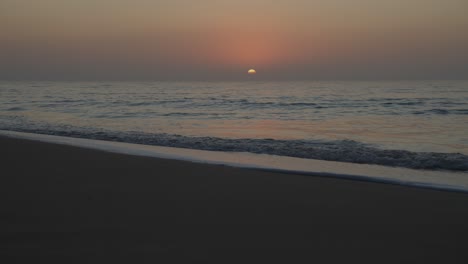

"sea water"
[1,81,467,171]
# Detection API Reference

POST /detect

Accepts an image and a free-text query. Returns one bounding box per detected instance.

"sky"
[1,0,468,80]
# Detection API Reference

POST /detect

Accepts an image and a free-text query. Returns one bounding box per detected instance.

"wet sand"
[1,136,468,263]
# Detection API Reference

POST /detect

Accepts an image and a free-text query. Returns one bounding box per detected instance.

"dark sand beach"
[1,135,468,263]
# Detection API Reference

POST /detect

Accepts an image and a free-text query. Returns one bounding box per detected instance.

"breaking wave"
[1,122,467,172]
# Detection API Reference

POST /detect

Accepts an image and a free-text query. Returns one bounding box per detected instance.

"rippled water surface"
[1,81,468,170]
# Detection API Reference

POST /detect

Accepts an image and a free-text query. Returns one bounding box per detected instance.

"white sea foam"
[2,130,468,193]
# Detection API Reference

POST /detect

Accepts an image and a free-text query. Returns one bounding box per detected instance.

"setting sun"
[248,69,256,74]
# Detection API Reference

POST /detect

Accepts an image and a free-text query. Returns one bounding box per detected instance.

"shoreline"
[1,129,468,193]
[1,135,468,262]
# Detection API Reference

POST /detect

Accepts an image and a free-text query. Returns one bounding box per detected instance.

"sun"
[248,69,256,75]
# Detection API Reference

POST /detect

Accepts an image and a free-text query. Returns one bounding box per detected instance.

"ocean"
[1,81,467,171]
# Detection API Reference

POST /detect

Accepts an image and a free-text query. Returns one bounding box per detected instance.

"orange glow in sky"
[1,0,467,80]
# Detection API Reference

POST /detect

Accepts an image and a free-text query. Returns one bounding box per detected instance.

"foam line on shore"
[2,130,468,193]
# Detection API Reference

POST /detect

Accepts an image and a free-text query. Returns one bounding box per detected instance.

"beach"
[2,135,468,263]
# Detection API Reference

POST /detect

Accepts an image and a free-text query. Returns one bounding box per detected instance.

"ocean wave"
[428,109,450,115]
[127,100,187,107]
[53,99,86,103]
[5,107,26,111]
[1,124,467,172]
[162,112,207,117]
[382,101,424,106]
[412,109,468,115]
